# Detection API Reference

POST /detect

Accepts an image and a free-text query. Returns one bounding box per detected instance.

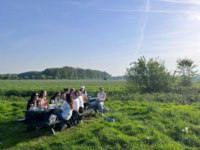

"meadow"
[1,80,200,149]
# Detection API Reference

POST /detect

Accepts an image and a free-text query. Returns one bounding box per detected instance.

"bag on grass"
[49,114,57,123]
[103,107,109,113]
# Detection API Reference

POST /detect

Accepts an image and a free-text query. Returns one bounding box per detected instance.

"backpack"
[103,107,109,113]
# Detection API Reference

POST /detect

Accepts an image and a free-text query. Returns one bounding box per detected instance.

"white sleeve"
[74,99,79,110]
[85,91,87,96]
[60,102,66,111]
[76,99,79,109]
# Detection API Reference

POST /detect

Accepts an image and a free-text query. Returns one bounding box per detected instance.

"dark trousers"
[79,107,84,114]
[71,110,82,125]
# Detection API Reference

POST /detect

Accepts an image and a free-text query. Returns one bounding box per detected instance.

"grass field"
[0,80,126,98]
[1,80,200,149]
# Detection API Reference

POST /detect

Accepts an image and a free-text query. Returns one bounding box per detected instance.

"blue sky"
[0,0,200,76]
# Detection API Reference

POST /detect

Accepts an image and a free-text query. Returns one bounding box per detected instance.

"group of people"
[26,86,106,131]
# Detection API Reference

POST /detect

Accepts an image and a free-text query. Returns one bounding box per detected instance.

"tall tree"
[4,74,11,79]
[176,57,199,86]
[0,74,3,79]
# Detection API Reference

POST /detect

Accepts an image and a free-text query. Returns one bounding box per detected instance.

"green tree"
[25,76,29,79]
[4,74,11,79]
[126,56,175,93]
[32,75,35,79]
[55,73,61,79]
[176,57,199,86]
[0,74,3,79]
[47,76,53,79]
[41,75,46,79]
[12,75,19,80]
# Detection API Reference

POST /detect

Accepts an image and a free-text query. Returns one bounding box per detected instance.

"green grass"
[0,80,126,97]
[1,99,200,150]
[1,80,200,149]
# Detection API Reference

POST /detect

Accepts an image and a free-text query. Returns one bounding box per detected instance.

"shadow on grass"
[0,120,55,149]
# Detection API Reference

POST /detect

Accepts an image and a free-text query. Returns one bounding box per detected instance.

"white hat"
[81,86,85,89]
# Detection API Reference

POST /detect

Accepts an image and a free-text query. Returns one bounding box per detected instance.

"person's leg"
[89,101,98,109]
[79,107,84,114]
[98,102,104,117]
[54,108,66,128]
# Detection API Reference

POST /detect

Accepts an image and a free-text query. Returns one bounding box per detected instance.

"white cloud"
[187,12,200,20]
[156,0,200,5]
[135,0,150,55]
[97,8,169,13]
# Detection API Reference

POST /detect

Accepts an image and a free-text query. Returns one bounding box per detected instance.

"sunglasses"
[36,95,39,97]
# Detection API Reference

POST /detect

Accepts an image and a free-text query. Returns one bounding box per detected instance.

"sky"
[0,0,200,76]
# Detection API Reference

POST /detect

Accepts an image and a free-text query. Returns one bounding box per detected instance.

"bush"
[126,56,176,93]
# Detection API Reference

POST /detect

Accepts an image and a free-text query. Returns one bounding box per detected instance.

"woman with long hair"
[50,91,61,104]
[69,88,75,96]
[25,92,39,119]
[38,90,47,108]
[54,93,74,131]
[61,88,69,101]
[89,87,106,117]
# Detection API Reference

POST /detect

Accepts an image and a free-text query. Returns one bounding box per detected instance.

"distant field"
[0,80,126,98]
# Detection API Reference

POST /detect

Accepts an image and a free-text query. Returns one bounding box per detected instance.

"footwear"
[61,125,67,131]
[101,113,104,117]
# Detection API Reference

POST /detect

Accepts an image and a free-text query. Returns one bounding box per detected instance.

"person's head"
[80,86,86,93]
[52,91,61,99]
[66,94,74,109]
[72,91,79,99]
[70,88,75,94]
[64,88,69,94]
[75,90,80,96]
[30,92,39,101]
[39,90,47,98]
[99,87,104,93]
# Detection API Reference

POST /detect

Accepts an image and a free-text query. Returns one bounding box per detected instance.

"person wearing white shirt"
[54,95,74,131]
[89,87,106,117]
[79,86,88,100]
[77,92,84,113]
[71,91,82,125]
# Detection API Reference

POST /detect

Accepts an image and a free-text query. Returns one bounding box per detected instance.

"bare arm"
[100,93,106,101]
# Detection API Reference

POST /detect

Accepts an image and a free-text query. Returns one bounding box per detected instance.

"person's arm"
[74,100,81,115]
[54,108,61,114]
[100,93,106,101]
[33,100,37,108]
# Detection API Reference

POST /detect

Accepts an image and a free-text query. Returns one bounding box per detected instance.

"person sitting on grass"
[38,90,47,108]
[61,88,69,101]
[50,91,61,104]
[25,92,39,119]
[71,91,82,125]
[89,87,106,117]
[79,86,87,100]
[54,94,74,131]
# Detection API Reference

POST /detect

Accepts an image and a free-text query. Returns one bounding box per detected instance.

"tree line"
[0,66,112,80]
